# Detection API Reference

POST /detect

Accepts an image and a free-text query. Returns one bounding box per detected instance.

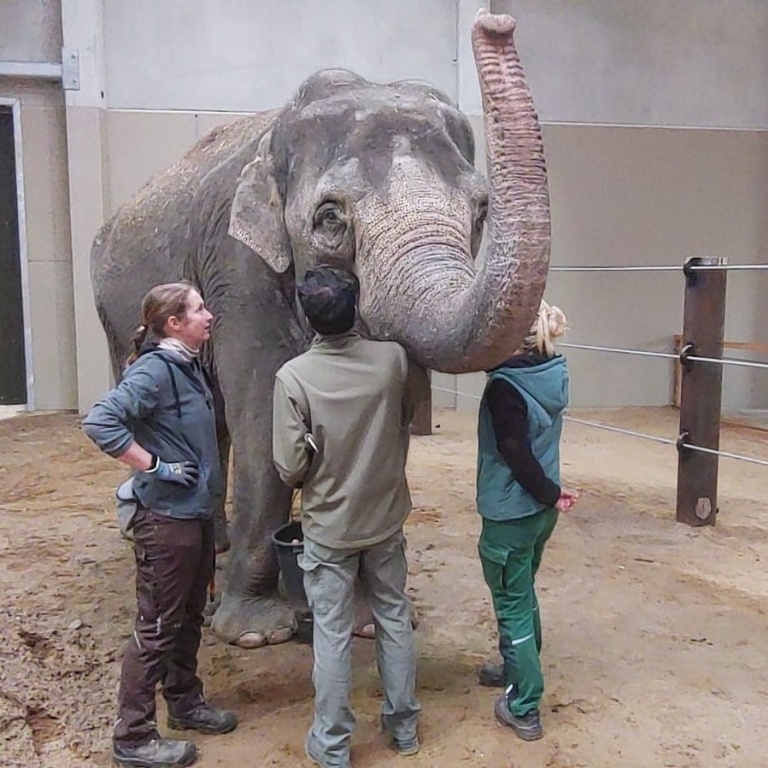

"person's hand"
[555,488,579,512]
[146,458,200,487]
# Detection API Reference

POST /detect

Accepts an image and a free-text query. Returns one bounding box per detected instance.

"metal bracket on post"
[675,255,727,527]
[678,342,695,373]
[676,430,692,460]
[683,255,702,286]
[61,47,80,91]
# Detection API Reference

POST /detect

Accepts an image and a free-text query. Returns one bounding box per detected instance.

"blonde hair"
[522,299,568,357]
[126,281,197,366]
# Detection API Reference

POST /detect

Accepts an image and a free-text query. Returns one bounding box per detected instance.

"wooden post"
[411,371,432,436]
[676,256,727,526]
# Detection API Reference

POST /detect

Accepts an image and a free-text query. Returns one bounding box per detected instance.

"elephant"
[90,10,550,648]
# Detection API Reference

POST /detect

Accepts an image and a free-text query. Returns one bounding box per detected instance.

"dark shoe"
[494,693,543,741]
[167,703,238,735]
[477,661,506,688]
[112,738,197,768]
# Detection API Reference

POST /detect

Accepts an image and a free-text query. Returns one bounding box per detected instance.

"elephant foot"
[354,623,376,640]
[211,591,297,648]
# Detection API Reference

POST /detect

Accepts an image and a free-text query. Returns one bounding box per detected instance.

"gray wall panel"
[104,0,458,111]
[0,0,63,62]
[489,0,768,128]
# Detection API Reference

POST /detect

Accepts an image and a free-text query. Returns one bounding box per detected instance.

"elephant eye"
[476,198,488,228]
[313,202,346,235]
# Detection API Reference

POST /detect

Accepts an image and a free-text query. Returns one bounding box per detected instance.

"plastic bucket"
[271,520,306,606]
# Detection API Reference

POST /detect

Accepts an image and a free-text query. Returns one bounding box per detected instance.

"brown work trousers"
[114,507,214,747]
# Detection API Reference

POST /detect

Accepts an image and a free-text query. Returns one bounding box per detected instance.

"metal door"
[0,107,27,404]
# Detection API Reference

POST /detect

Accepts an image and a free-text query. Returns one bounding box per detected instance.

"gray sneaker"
[304,733,350,768]
[389,732,420,756]
[112,738,197,768]
[380,715,420,756]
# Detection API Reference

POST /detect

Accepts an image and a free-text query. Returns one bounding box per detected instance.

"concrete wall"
[0,0,77,410]
[103,0,461,112]
[0,0,63,63]
[495,0,768,129]
[8,0,765,412]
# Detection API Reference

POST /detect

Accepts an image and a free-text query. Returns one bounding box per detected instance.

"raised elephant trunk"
[358,10,550,373]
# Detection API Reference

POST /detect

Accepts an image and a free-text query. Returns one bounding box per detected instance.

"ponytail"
[126,324,149,367]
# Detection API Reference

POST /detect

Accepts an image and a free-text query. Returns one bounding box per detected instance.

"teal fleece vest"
[476,356,569,521]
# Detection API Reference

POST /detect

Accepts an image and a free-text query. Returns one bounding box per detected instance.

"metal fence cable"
[557,342,768,371]
[678,442,768,468]
[685,354,768,371]
[549,264,768,273]
[429,387,768,466]
[559,343,678,360]
[561,416,679,446]
[688,263,768,271]
[549,266,681,272]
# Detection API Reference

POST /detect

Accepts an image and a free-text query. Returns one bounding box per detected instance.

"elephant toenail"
[355,623,376,639]
[267,627,294,645]
[237,631,267,648]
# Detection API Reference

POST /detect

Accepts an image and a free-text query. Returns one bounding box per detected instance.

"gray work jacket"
[82,348,223,520]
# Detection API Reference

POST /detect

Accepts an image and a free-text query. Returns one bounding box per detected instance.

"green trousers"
[478,509,558,717]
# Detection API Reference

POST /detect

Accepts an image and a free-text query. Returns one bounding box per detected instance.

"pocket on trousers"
[299,558,335,614]
[478,538,509,594]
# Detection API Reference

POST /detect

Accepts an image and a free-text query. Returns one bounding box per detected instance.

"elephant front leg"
[211,414,298,648]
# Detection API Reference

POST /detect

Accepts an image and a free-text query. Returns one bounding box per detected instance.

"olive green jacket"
[272,332,413,549]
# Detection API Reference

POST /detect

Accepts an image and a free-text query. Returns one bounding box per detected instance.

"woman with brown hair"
[83,282,237,768]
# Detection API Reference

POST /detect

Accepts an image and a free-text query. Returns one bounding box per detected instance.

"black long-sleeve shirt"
[486,354,561,509]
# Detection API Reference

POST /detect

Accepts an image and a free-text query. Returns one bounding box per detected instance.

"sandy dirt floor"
[2,407,768,768]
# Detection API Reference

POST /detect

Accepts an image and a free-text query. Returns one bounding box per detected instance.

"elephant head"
[229,11,549,373]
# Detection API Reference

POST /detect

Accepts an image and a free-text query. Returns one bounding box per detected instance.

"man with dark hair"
[273,265,422,768]
[295,267,360,335]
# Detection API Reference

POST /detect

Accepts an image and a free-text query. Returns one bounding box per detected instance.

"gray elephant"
[90,11,550,648]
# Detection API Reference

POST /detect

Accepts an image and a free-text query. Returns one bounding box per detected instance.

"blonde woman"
[475,300,578,741]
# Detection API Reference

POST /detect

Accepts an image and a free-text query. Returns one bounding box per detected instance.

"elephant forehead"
[297,87,444,120]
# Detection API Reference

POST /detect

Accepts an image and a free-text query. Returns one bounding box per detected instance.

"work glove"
[145,457,199,487]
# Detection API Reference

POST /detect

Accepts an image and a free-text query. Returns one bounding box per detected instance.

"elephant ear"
[228,131,292,273]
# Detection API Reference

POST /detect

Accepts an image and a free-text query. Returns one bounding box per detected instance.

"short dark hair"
[297,266,359,335]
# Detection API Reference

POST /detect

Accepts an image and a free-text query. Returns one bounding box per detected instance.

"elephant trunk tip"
[474,9,516,36]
